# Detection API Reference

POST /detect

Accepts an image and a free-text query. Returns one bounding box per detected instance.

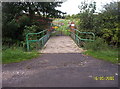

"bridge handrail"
[26,30,50,51]
[75,30,95,41]
[70,29,95,47]
[26,30,47,36]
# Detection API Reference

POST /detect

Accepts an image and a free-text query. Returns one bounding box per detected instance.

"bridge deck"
[40,36,84,53]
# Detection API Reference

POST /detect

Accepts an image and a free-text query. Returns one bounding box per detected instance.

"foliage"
[77,1,119,63]
[65,15,71,19]
[2,47,40,64]
[99,1,119,46]
[78,1,119,46]
[2,2,66,47]
[2,16,31,46]
[84,38,109,51]
[2,19,20,46]
[5,19,19,34]
[21,25,40,49]
[17,15,31,27]
[24,25,39,36]
[78,1,96,32]
[2,2,65,20]
[102,28,119,46]
[32,16,52,31]
[78,1,96,13]
[65,14,80,20]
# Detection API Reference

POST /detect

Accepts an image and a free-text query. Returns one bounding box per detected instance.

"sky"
[56,0,118,15]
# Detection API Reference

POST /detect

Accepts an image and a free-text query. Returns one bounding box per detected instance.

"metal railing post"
[26,34,30,51]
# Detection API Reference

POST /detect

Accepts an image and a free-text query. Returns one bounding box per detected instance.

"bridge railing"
[70,29,95,47]
[26,30,51,51]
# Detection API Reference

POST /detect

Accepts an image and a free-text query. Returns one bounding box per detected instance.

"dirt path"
[40,36,84,53]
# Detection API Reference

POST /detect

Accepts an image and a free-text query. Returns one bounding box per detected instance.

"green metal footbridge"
[26,25,95,51]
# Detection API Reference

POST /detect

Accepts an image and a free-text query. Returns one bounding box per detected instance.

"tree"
[2,2,65,46]
[99,1,119,46]
[78,1,119,46]
[78,1,96,32]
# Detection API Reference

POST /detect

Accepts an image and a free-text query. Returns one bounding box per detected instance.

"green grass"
[84,49,118,64]
[2,48,40,64]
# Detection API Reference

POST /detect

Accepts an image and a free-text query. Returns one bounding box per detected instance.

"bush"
[23,25,43,50]
[102,28,119,46]
[84,37,109,51]
[2,19,20,45]
[18,15,31,27]
[23,25,40,41]
[24,25,39,35]
[7,19,20,31]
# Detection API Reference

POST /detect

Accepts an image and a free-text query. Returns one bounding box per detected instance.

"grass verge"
[83,49,118,64]
[2,48,40,64]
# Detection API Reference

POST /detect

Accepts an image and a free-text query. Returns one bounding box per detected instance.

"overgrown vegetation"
[2,1,119,64]
[65,1,119,63]
[2,2,66,46]
[65,1,119,47]
[83,38,118,63]
[2,2,66,64]
[84,38,109,51]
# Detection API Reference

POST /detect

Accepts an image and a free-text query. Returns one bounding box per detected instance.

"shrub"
[22,25,40,50]
[102,28,119,46]
[18,15,31,27]
[23,25,39,35]
[84,37,109,51]
[2,19,20,45]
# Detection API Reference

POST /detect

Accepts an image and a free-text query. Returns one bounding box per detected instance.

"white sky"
[56,0,118,15]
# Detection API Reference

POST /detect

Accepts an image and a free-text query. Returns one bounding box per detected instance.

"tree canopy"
[77,1,119,46]
[2,2,66,46]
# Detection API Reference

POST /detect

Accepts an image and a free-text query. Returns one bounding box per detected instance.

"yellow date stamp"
[94,76,115,80]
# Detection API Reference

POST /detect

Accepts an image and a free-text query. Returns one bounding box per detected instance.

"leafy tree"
[2,2,66,46]
[99,1,119,46]
[78,1,96,32]
[78,1,119,46]
[65,15,70,19]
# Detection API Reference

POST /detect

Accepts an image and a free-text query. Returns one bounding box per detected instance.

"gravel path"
[40,36,84,53]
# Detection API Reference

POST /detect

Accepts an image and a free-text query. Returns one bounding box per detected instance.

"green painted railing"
[70,29,95,46]
[26,27,95,51]
[26,30,51,51]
